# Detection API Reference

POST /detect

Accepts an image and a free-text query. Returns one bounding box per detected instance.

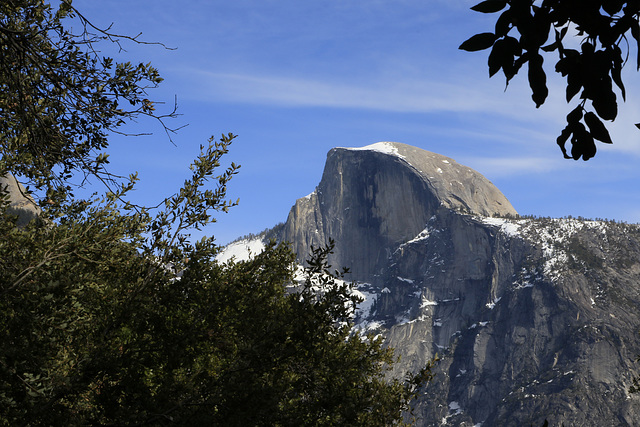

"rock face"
[380,215,640,426]
[0,174,39,226]
[281,142,516,280]
[271,142,640,426]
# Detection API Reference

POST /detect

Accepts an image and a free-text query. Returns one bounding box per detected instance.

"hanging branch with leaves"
[460,0,640,160]
[0,0,180,194]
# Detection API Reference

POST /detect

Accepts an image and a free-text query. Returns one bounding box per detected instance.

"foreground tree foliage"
[0,137,430,425]
[0,0,177,192]
[0,1,432,425]
[460,0,640,160]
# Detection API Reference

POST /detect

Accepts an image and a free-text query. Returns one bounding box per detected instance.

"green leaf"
[584,112,613,144]
[611,48,626,101]
[556,125,573,159]
[459,33,497,52]
[592,90,617,121]
[488,39,505,77]
[528,53,548,108]
[632,20,640,70]
[566,106,583,124]
[499,37,522,82]
[602,0,624,16]
[559,26,568,41]
[566,73,582,102]
[555,49,579,76]
[495,9,512,37]
[471,0,508,13]
[570,122,596,160]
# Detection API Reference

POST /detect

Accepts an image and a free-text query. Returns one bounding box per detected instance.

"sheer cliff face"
[381,216,640,426]
[281,142,516,279]
[276,142,640,426]
[0,174,39,226]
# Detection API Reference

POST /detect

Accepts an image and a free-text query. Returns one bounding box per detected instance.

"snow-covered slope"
[223,142,640,426]
[216,237,266,263]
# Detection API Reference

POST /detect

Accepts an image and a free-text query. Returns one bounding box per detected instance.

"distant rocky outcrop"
[280,142,516,281]
[379,215,640,426]
[225,142,640,426]
[0,174,40,226]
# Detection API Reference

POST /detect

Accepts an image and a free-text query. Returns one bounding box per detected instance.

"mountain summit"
[343,142,516,217]
[281,142,516,280]
[222,142,640,425]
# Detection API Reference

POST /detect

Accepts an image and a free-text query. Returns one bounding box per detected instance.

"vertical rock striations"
[281,142,516,280]
[0,174,40,226]
[268,142,640,426]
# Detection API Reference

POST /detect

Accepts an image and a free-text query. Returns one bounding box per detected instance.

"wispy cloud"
[190,71,479,111]
[183,68,551,120]
[461,156,565,177]
[174,48,640,160]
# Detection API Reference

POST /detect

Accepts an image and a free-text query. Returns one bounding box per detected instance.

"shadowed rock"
[0,174,40,226]
[281,142,516,280]
[266,142,640,426]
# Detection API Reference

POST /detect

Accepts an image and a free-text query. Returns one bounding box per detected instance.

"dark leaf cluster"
[0,136,432,425]
[0,2,434,424]
[0,0,178,194]
[460,0,640,160]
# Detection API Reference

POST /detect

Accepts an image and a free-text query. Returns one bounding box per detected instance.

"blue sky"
[73,1,640,244]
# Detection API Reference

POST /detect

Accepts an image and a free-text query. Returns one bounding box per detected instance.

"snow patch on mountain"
[216,238,265,263]
[342,141,404,158]
[517,218,608,281]
[481,217,521,237]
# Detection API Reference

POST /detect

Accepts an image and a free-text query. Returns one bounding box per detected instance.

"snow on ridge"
[506,217,618,282]
[481,217,521,237]
[517,217,605,281]
[403,226,432,246]
[216,238,266,263]
[352,284,383,333]
[523,217,608,239]
[420,298,438,308]
[449,401,462,414]
[486,296,501,309]
[441,401,463,425]
[352,286,376,320]
[341,142,404,158]
[288,264,381,335]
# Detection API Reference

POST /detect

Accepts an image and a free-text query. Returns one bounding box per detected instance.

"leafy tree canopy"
[460,0,640,161]
[0,0,178,194]
[0,142,432,424]
[0,1,433,425]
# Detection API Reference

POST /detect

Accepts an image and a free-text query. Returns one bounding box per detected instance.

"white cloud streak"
[186,68,552,121]
[461,156,565,177]
[184,68,640,157]
[192,71,491,111]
